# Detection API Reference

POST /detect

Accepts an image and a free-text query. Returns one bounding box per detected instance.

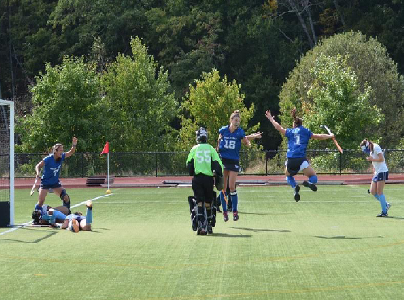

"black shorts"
[192,174,214,204]
[40,183,62,190]
[372,171,389,182]
[286,157,308,176]
[221,157,240,173]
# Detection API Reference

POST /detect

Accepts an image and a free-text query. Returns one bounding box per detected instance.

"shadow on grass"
[385,216,404,220]
[314,235,384,240]
[209,233,252,238]
[231,227,291,233]
[0,227,58,243]
[89,227,110,233]
[239,211,293,216]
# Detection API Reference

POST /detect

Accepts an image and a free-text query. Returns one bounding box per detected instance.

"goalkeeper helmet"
[32,210,42,224]
[196,127,208,143]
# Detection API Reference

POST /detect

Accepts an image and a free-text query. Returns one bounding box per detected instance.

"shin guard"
[230,191,238,212]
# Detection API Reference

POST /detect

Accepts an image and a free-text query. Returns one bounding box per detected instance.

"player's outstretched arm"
[265,110,286,135]
[311,133,334,140]
[66,137,78,158]
[246,132,262,140]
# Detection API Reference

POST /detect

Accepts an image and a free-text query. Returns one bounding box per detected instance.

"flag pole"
[101,141,111,194]
[106,151,111,194]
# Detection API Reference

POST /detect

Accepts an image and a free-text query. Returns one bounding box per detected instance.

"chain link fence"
[10,149,404,178]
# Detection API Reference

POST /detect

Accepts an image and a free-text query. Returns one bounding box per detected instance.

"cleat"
[303,180,317,192]
[387,202,391,211]
[207,225,213,234]
[223,212,229,222]
[376,212,388,217]
[68,219,80,232]
[233,211,239,221]
[197,228,207,235]
[294,185,300,202]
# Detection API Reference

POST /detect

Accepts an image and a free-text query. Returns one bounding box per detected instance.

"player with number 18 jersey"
[218,125,246,161]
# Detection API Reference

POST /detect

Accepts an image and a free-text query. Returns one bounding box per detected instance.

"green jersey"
[186,143,223,176]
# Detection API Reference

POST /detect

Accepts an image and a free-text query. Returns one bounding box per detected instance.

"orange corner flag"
[101,142,109,155]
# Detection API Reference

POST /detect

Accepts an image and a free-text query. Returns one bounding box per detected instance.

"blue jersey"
[41,153,65,185]
[218,126,246,161]
[285,126,313,158]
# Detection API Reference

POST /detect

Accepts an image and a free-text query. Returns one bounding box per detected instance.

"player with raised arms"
[265,108,334,201]
[34,137,78,213]
[217,110,262,222]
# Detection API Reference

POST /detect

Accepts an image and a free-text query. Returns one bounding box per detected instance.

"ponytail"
[291,108,302,127]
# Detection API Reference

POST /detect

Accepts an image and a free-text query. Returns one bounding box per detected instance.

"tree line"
[1,0,404,153]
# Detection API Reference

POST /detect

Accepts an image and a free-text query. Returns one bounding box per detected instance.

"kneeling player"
[186,127,223,235]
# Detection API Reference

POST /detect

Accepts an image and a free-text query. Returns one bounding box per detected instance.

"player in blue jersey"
[34,137,78,212]
[265,108,334,201]
[217,110,262,221]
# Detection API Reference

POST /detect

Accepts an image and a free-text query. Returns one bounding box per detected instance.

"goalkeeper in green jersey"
[186,127,223,235]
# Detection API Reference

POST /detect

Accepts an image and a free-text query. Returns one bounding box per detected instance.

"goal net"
[0,99,14,226]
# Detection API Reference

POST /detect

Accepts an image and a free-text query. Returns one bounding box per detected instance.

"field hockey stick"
[321,125,343,153]
[222,190,228,205]
[30,176,39,196]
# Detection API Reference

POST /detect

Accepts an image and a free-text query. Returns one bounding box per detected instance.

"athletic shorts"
[221,158,240,173]
[40,183,62,190]
[285,157,309,176]
[372,171,389,182]
[192,174,214,204]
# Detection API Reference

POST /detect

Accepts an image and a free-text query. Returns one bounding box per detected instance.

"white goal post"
[0,99,14,226]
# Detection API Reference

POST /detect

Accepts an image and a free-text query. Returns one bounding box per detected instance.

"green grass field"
[1,184,404,300]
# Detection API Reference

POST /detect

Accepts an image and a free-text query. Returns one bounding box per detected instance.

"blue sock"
[379,194,387,213]
[230,191,238,212]
[220,191,227,212]
[34,204,42,210]
[374,194,380,201]
[86,207,93,224]
[286,176,296,188]
[309,175,318,184]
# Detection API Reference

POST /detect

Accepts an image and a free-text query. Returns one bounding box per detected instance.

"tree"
[49,0,150,58]
[301,54,382,150]
[178,69,259,151]
[279,31,404,148]
[101,37,178,152]
[145,3,225,99]
[17,56,106,153]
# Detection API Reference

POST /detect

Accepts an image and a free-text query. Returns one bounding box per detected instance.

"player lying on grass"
[32,205,69,226]
[360,139,391,217]
[186,127,223,235]
[265,108,334,202]
[34,137,78,212]
[61,200,93,233]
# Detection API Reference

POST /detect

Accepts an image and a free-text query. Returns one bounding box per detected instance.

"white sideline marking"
[0,193,113,237]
